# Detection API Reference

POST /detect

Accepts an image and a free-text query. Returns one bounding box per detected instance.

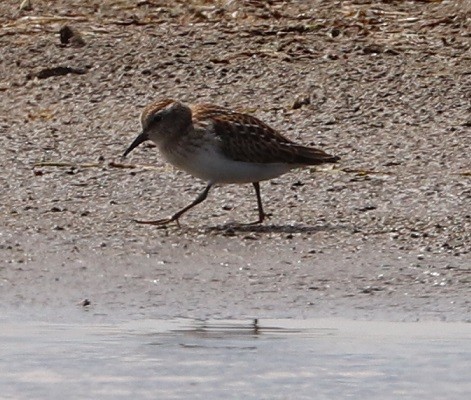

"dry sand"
[0,0,470,322]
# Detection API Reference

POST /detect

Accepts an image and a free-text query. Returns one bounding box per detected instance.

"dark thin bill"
[122,132,148,158]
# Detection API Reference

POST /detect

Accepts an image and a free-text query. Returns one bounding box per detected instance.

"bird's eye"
[152,114,162,124]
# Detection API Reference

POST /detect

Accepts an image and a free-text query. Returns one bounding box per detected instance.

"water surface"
[1,318,470,399]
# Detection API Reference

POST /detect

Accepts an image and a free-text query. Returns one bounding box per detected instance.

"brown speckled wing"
[194,106,339,165]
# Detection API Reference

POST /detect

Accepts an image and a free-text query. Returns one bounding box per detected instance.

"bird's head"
[122,99,192,158]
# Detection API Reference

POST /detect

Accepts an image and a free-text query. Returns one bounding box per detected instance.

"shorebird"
[122,99,339,226]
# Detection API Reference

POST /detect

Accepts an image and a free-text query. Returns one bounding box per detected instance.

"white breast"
[161,143,294,184]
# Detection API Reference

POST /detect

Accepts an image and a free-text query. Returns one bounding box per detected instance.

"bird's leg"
[134,184,212,226]
[248,182,267,225]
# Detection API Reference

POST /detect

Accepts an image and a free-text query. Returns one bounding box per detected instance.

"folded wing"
[204,109,339,165]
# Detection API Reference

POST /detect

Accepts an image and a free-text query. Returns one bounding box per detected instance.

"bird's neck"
[160,124,194,152]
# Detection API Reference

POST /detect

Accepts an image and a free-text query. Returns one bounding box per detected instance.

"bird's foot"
[243,212,272,226]
[133,216,181,228]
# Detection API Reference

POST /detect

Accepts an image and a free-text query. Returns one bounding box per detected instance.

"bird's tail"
[291,144,340,165]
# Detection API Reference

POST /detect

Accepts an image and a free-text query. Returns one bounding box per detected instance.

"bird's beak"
[122,131,148,158]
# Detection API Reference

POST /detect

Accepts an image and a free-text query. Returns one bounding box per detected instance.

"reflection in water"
[0,318,470,399]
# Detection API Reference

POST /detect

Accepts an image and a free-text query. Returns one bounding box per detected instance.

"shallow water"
[1,318,470,399]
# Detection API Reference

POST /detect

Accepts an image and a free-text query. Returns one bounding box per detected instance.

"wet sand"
[0,1,470,322]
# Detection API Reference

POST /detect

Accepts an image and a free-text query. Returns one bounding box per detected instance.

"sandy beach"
[1,0,470,323]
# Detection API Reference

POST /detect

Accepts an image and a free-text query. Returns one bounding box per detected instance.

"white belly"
[161,145,294,184]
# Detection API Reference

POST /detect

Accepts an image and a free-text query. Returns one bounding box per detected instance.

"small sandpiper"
[123,99,339,226]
